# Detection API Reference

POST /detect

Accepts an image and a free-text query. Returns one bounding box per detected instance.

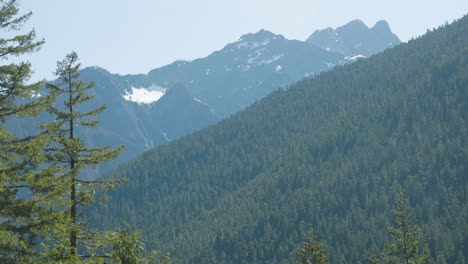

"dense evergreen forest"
[92,15,468,263]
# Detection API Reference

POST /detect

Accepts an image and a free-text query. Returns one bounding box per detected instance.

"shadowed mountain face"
[306,19,401,57]
[10,20,401,178]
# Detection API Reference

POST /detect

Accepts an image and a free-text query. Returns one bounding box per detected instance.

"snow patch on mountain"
[345,54,367,61]
[30,92,42,99]
[324,62,335,68]
[160,130,172,142]
[194,97,208,106]
[194,97,215,113]
[331,30,342,42]
[247,48,266,64]
[260,54,284,64]
[238,65,251,72]
[237,38,270,50]
[122,84,167,104]
[275,65,283,72]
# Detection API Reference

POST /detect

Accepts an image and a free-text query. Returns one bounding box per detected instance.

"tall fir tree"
[0,0,57,262]
[369,193,431,264]
[297,234,330,264]
[42,52,125,263]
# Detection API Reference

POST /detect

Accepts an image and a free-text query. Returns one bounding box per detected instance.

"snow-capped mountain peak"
[235,29,284,50]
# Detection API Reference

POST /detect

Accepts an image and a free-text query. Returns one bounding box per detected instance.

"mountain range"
[89,15,468,263]
[10,19,401,178]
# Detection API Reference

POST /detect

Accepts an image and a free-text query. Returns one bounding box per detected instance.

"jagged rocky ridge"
[306,19,401,57]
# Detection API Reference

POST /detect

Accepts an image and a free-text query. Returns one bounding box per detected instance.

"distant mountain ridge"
[306,19,401,57]
[145,29,342,117]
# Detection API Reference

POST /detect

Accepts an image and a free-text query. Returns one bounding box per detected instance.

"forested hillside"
[91,15,468,263]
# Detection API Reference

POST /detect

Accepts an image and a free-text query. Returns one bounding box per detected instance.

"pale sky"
[16,0,468,81]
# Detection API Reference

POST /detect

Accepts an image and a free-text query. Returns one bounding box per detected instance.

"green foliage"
[38,52,125,261]
[108,224,172,264]
[369,193,431,264]
[0,0,57,262]
[91,14,468,264]
[297,234,329,264]
[110,227,148,264]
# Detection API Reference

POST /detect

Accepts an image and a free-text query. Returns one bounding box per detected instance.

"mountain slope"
[91,15,468,263]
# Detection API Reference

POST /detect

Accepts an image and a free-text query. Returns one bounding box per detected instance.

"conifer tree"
[0,0,56,262]
[43,51,125,262]
[297,234,329,264]
[369,193,431,264]
[109,225,172,264]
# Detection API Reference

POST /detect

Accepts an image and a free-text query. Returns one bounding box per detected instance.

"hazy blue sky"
[18,0,468,80]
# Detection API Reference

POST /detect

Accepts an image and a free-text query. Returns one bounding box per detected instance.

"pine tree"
[296,234,329,264]
[0,0,57,262]
[369,193,431,264]
[42,51,125,262]
[109,224,172,264]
